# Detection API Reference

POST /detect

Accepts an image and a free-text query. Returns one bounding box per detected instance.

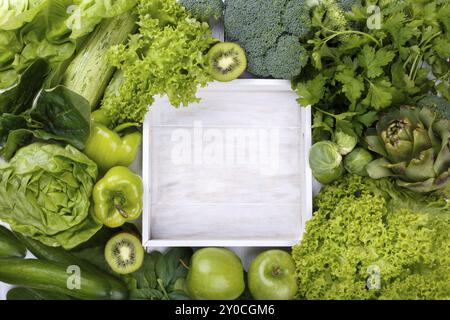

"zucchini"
[0,258,128,300]
[0,225,26,258]
[15,233,127,298]
[63,11,137,109]
[7,287,72,300]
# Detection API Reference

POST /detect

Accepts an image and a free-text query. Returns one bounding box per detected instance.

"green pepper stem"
[115,204,128,218]
[179,258,190,270]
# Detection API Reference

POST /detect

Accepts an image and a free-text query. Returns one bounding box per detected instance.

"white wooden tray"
[142,79,312,248]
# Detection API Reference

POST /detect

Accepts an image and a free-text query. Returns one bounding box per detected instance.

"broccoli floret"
[224,0,311,79]
[417,95,450,121]
[179,0,224,22]
[336,0,362,11]
[283,0,312,38]
[265,35,309,80]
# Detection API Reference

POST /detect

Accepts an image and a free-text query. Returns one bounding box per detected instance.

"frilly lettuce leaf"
[293,175,450,300]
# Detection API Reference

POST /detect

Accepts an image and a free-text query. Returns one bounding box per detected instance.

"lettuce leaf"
[0,0,48,31]
[0,0,137,89]
[69,0,138,39]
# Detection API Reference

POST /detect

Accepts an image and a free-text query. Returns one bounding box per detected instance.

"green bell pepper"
[93,166,143,228]
[84,110,142,172]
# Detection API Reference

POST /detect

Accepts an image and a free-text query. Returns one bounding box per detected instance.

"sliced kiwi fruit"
[105,233,144,274]
[207,42,247,82]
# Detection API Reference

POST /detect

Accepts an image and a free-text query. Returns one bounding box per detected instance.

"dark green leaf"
[131,252,158,290]
[72,245,114,275]
[168,291,191,300]
[30,86,90,149]
[357,111,379,127]
[0,59,50,115]
[130,289,165,300]
[155,251,171,287]
[0,129,33,160]
[296,74,327,107]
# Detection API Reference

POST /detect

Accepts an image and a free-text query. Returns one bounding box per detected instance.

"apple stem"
[180,258,190,270]
[272,266,281,277]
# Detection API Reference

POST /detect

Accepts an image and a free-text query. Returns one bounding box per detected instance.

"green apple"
[248,250,298,300]
[187,248,245,300]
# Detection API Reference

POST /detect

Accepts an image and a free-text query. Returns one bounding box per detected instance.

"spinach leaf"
[0,59,91,159]
[0,59,50,115]
[129,248,193,300]
[30,86,90,149]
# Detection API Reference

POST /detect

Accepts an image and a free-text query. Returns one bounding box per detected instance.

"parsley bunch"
[294,0,450,141]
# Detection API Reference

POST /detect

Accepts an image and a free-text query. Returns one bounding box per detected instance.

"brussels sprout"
[333,125,358,155]
[309,141,344,184]
[344,148,373,176]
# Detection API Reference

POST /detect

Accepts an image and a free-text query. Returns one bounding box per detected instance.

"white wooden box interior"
[142,80,312,247]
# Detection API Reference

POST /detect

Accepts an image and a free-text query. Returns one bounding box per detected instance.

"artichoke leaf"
[434,140,450,176]
[412,127,432,157]
[396,178,436,193]
[366,158,397,179]
[384,139,413,163]
[435,169,450,190]
[366,134,388,157]
[404,149,436,182]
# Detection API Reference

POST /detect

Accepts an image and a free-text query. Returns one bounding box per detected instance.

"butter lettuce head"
[293,175,450,300]
[0,143,101,249]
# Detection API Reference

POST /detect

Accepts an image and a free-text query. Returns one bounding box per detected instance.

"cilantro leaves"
[295,0,450,141]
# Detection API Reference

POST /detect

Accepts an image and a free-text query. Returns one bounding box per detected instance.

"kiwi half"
[105,233,144,274]
[207,42,247,82]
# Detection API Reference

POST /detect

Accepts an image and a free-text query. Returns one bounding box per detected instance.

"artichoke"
[365,106,450,193]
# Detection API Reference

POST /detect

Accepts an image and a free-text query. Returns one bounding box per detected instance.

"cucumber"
[0,226,26,258]
[7,287,72,300]
[0,258,128,300]
[15,233,127,298]
[63,11,137,109]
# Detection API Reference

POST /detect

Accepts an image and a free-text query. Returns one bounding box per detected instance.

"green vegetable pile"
[293,175,450,300]
[0,0,449,303]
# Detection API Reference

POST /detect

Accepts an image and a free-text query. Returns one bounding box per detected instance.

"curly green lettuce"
[100,0,216,125]
[292,175,450,300]
[0,143,101,249]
